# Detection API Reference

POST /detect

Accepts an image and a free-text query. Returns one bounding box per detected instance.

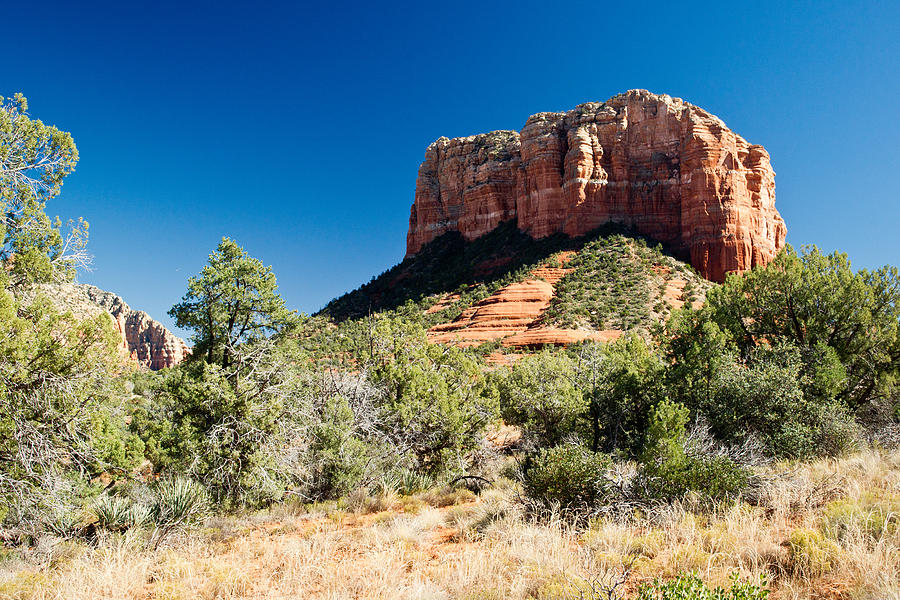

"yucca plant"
[399,469,434,495]
[147,477,209,549]
[148,477,208,526]
[91,495,134,532]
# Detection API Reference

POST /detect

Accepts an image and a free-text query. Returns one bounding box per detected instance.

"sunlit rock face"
[19,283,190,370]
[406,90,786,282]
[80,285,190,369]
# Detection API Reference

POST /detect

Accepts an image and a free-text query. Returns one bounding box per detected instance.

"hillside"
[318,222,711,356]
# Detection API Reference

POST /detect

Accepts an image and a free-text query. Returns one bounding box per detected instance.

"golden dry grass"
[1,449,898,600]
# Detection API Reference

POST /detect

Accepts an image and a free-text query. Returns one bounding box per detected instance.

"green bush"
[147,477,209,528]
[369,319,498,474]
[705,343,856,459]
[90,495,135,532]
[705,245,900,411]
[495,350,585,448]
[574,336,666,455]
[129,360,282,506]
[638,401,748,502]
[522,445,613,509]
[787,528,842,576]
[637,572,768,600]
[822,490,900,542]
[306,395,371,499]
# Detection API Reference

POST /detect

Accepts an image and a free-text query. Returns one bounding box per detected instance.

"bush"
[637,572,768,600]
[129,360,281,506]
[305,395,371,499]
[696,343,857,459]
[90,495,135,532]
[88,477,208,549]
[522,445,613,509]
[495,350,586,448]
[148,477,209,528]
[369,318,498,474]
[574,336,666,456]
[638,401,748,502]
[822,490,900,542]
[706,245,900,411]
[787,528,843,576]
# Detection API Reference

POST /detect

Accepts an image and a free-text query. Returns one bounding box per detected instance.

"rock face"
[428,254,622,348]
[80,285,190,370]
[21,283,190,370]
[406,90,786,282]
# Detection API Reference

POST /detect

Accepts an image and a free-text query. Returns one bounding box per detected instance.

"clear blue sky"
[6,0,899,337]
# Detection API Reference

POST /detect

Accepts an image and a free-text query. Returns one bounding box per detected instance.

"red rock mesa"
[406,90,786,282]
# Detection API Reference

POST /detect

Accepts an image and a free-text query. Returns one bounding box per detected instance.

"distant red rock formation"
[406,90,786,282]
[19,283,190,370]
[79,285,190,370]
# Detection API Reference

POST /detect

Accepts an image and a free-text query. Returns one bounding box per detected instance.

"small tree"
[0,95,133,532]
[0,94,88,284]
[130,360,283,506]
[582,336,665,456]
[170,237,299,369]
[496,349,585,448]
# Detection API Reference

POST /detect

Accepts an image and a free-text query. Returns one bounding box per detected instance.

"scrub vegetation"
[2,97,900,599]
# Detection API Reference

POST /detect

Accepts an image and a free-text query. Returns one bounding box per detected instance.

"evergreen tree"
[170,237,299,369]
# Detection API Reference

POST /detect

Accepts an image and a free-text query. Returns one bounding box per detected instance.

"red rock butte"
[406,90,786,282]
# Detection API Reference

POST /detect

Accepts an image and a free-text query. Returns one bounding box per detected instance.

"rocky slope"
[428,253,623,348]
[423,236,711,349]
[20,283,189,370]
[406,90,786,282]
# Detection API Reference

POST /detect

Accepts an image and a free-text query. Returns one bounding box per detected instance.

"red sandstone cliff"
[406,90,786,282]
[79,285,190,370]
[19,283,190,370]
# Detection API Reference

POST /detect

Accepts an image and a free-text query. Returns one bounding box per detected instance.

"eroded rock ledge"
[406,90,786,282]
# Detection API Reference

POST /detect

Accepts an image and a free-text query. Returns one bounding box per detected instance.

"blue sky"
[5,0,899,338]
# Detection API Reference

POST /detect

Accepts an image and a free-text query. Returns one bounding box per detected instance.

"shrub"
[787,528,843,576]
[699,343,857,459]
[90,495,135,532]
[129,360,282,506]
[148,477,209,528]
[370,319,498,474]
[573,336,666,455]
[638,401,748,502]
[495,350,585,448]
[306,395,371,499]
[637,572,769,600]
[705,245,900,410]
[822,490,900,542]
[522,445,613,509]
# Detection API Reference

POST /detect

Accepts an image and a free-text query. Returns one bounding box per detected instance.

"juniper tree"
[0,94,88,284]
[170,237,299,370]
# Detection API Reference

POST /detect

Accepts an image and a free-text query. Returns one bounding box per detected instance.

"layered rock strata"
[427,256,622,348]
[20,283,189,370]
[406,90,786,282]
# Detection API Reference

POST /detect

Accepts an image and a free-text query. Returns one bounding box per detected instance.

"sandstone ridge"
[406,90,786,282]
[21,283,189,370]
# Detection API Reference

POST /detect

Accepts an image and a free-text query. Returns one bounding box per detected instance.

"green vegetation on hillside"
[320,220,578,322]
[543,234,710,333]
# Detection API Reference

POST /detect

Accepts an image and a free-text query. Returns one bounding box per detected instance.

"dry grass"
[1,449,898,600]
